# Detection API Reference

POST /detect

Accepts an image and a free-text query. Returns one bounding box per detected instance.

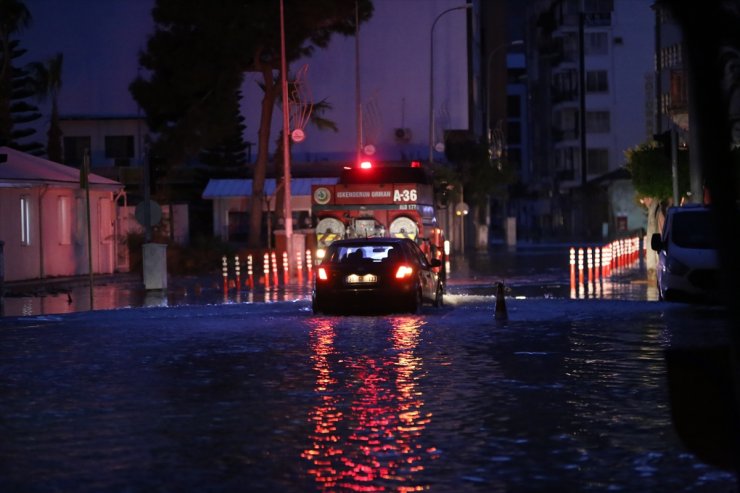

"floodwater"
[0,244,656,318]
[0,295,735,492]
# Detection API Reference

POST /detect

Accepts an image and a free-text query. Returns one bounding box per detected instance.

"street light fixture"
[485,39,523,145]
[428,3,472,164]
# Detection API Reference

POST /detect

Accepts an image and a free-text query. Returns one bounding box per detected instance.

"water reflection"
[1,282,315,317]
[303,317,433,492]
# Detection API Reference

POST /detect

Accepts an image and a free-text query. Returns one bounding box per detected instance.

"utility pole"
[280,0,293,277]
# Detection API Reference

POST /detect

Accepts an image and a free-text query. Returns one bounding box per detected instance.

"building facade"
[0,147,128,282]
[525,0,654,241]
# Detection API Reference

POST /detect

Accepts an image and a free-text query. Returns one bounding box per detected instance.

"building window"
[586,70,608,92]
[556,147,578,181]
[63,136,91,167]
[105,135,134,166]
[556,108,579,139]
[507,121,521,145]
[585,32,608,55]
[587,148,609,175]
[553,70,578,101]
[58,195,71,245]
[507,95,521,118]
[562,33,579,62]
[99,198,113,243]
[584,0,613,15]
[20,195,31,245]
[586,111,610,133]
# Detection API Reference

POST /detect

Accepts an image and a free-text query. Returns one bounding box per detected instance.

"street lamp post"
[428,4,472,164]
[485,39,523,145]
[279,0,293,277]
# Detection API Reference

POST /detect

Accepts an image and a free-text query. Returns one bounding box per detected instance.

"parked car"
[650,204,721,302]
[312,237,444,314]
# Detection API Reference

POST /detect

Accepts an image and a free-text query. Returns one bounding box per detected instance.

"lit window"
[58,195,71,245]
[20,195,31,245]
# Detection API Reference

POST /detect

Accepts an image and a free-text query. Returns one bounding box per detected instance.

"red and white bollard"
[306,250,313,273]
[271,251,278,286]
[283,251,289,285]
[234,255,241,291]
[263,252,270,288]
[247,254,254,289]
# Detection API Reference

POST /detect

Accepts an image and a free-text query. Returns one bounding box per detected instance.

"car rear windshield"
[671,211,718,248]
[326,244,403,264]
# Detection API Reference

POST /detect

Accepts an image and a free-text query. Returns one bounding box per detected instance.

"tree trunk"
[248,67,279,249]
[46,100,63,162]
[644,197,663,282]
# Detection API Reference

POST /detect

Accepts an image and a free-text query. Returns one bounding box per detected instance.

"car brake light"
[318,267,329,280]
[395,265,414,279]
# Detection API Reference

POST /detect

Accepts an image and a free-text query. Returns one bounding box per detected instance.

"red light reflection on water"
[302,317,435,492]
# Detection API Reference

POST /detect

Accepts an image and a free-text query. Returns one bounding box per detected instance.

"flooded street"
[0,297,736,491]
[0,245,656,317]
[1,245,735,491]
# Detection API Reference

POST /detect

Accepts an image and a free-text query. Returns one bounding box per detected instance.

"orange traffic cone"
[494,281,508,321]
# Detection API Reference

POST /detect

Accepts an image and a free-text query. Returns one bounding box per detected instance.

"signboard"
[311,184,434,207]
[135,200,162,227]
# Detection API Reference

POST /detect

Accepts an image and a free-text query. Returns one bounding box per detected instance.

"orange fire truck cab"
[311,161,447,281]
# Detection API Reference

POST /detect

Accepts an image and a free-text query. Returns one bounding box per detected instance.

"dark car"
[311,237,444,314]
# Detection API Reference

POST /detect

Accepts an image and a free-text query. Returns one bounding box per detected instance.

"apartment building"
[525,0,654,240]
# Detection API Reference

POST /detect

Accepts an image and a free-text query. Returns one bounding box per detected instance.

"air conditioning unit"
[394,128,412,143]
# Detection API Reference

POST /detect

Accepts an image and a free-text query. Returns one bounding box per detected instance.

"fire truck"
[310,160,447,281]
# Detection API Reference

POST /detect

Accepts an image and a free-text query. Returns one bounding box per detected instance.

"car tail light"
[317,267,329,280]
[395,265,414,279]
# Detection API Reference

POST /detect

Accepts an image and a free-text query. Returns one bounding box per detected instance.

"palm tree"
[0,0,32,146]
[27,53,63,162]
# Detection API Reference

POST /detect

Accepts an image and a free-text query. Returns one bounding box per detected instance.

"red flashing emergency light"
[359,160,373,169]
[410,160,421,168]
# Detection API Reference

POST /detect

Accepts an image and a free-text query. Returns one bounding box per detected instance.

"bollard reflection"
[302,317,433,491]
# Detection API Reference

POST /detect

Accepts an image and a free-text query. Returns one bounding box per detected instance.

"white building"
[0,147,128,282]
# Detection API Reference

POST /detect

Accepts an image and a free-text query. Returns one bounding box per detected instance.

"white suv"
[650,205,721,302]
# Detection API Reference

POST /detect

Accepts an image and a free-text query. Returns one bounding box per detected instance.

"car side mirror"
[429,258,442,268]
[650,233,664,252]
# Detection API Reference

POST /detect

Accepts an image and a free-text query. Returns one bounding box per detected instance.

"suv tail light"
[317,267,329,280]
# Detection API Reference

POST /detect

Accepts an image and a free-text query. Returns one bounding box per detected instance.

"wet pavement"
[1,245,736,492]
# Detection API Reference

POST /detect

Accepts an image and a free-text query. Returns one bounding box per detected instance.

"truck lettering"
[337,191,371,198]
[371,190,391,198]
[393,189,417,202]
